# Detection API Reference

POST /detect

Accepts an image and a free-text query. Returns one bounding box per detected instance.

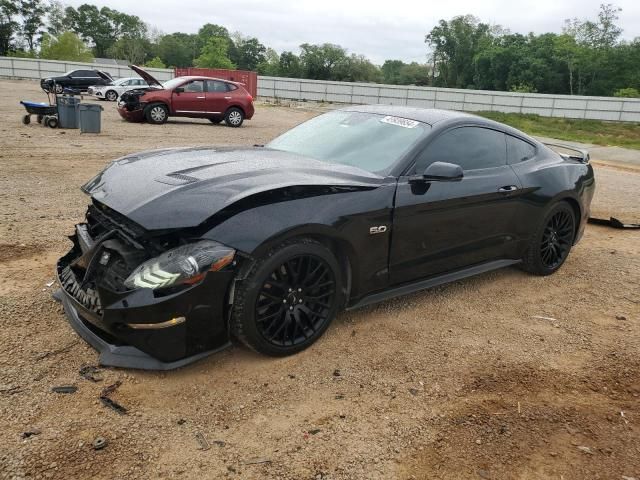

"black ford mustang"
[55,106,595,369]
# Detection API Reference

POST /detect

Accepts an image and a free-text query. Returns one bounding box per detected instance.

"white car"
[88,77,149,102]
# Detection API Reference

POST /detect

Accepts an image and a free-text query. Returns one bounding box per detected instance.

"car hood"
[82,147,385,230]
[129,65,163,88]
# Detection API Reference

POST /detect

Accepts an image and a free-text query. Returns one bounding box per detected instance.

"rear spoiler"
[544,143,590,164]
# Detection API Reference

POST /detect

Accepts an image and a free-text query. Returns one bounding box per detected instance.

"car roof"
[341,104,480,126]
[175,75,239,85]
[341,104,540,144]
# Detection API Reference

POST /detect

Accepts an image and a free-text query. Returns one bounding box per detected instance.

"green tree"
[398,62,431,85]
[157,33,198,67]
[18,0,45,51]
[39,31,93,61]
[229,33,266,70]
[278,51,301,77]
[45,0,68,37]
[256,48,280,76]
[64,4,147,57]
[613,87,639,98]
[107,36,151,64]
[144,56,166,68]
[0,0,19,55]
[426,15,494,88]
[194,36,235,69]
[381,60,405,84]
[299,43,348,80]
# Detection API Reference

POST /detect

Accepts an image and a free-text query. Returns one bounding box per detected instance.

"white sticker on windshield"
[380,116,419,128]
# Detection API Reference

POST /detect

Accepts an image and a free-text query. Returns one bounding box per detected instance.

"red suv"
[117,65,255,127]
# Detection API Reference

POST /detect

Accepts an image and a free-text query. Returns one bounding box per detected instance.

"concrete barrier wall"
[2,57,639,122]
[0,56,174,82]
[258,76,640,122]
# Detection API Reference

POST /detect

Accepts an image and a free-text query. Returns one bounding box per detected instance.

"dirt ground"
[1,79,639,480]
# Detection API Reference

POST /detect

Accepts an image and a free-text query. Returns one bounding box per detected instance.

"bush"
[613,88,639,98]
[144,56,166,68]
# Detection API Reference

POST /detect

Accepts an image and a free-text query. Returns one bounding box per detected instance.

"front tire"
[105,90,118,101]
[225,107,244,127]
[144,103,168,124]
[521,201,576,275]
[231,239,342,356]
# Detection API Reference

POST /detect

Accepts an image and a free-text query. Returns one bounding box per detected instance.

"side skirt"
[347,259,521,311]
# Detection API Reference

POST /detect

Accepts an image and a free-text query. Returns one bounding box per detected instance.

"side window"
[227,83,238,91]
[71,70,89,77]
[86,70,100,77]
[506,135,537,164]
[183,80,204,93]
[206,80,229,93]
[413,126,507,173]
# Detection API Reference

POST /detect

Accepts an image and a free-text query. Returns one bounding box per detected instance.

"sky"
[66,0,640,64]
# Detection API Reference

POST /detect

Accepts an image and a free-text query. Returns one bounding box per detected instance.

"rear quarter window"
[507,135,537,164]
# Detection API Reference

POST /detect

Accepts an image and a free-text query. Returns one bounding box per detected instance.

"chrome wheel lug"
[289,306,294,311]
[283,299,287,304]
[298,299,303,303]
[297,288,302,292]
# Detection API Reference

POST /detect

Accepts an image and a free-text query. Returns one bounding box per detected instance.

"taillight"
[247,94,253,102]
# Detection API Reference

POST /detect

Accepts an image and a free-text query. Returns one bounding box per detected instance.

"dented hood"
[82,147,384,230]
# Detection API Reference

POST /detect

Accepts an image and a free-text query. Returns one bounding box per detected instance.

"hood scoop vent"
[154,172,199,186]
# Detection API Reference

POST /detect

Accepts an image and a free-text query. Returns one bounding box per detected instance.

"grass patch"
[474,111,640,150]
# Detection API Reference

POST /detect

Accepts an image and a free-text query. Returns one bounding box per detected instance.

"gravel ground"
[1,79,639,480]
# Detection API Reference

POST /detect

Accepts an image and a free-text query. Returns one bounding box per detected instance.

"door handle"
[196,96,205,99]
[224,96,232,99]
[498,185,519,193]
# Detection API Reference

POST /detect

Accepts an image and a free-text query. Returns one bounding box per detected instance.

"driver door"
[171,80,207,114]
[389,126,523,284]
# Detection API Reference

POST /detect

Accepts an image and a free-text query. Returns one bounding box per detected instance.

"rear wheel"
[231,239,342,356]
[144,103,168,124]
[225,107,244,127]
[45,116,58,128]
[54,84,64,94]
[105,90,118,102]
[521,201,576,275]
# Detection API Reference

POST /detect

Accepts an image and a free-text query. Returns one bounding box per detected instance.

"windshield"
[114,78,130,85]
[162,78,186,89]
[267,111,430,174]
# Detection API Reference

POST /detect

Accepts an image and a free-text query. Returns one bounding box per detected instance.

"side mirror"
[409,161,464,183]
[174,87,184,93]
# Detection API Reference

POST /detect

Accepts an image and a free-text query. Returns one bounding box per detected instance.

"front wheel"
[521,201,576,275]
[225,107,244,127]
[22,115,30,125]
[105,90,118,101]
[231,239,342,356]
[144,103,168,124]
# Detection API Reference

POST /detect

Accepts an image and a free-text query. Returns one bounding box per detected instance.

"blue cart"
[20,100,59,128]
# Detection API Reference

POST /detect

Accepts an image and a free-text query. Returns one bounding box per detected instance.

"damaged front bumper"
[55,227,235,370]
[117,104,144,122]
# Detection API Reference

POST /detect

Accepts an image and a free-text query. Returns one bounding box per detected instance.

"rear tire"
[54,84,64,94]
[231,238,342,356]
[45,116,58,128]
[225,107,244,127]
[520,201,576,276]
[144,103,168,124]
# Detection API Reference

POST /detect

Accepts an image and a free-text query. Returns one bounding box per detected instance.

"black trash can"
[79,104,104,133]
[57,95,80,129]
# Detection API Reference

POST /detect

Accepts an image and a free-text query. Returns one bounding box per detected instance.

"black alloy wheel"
[540,209,574,269]
[521,201,576,275]
[231,238,342,356]
[255,255,336,347]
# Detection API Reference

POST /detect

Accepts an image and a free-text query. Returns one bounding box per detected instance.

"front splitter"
[54,289,232,370]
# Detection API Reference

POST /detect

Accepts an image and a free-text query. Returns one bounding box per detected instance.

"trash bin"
[79,104,104,133]
[57,95,80,129]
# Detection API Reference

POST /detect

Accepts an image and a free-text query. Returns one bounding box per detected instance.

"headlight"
[123,240,235,290]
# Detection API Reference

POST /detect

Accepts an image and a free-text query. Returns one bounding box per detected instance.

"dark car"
[55,106,595,370]
[41,69,113,94]
[117,65,254,127]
